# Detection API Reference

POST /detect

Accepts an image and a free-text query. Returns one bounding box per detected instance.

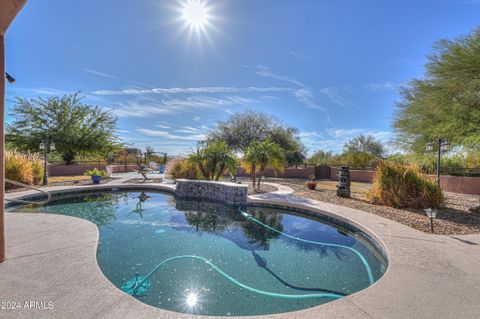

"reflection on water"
[178,200,283,250]
[8,191,387,316]
[14,193,120,226]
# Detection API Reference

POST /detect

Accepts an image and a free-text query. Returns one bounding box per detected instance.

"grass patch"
[48,175,91,183]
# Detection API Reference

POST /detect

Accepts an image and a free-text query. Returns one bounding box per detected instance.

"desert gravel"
[271,178,480,235]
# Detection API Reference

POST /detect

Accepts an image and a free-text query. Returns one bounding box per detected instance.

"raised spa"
[9,190,387,316]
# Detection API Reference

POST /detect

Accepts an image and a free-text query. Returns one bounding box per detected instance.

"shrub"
[84,168,108,177]
[340,151,380,169]
[31,159,44,185]
[166,158,200,180]
[188,142,237,180]
[368,161,444,209]
[5,150,44,189]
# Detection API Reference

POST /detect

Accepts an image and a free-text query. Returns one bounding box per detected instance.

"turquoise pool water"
[9,191,387,316]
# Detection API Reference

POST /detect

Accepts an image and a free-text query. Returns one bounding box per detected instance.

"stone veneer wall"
[175,179,248,205]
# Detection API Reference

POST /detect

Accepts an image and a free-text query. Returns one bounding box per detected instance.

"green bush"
[339,151,380,169]
[166,159,201,180]
[368,161,444,209]
[188,142,238,180]
[5,150,44,189]
[84,168,108,177]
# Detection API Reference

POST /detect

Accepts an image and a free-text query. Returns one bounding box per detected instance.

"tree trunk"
[251,164,256,190]
[198,162,207,180]
[257,166,265,190]
[62,152,76,165]
[215,164,225,181]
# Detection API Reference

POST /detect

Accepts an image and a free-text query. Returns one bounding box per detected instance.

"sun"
[166,0,223,50]
[181,0,210,29]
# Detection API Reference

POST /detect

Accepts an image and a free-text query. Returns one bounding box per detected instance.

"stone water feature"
[175,179,248,205]
[336,166,351,198]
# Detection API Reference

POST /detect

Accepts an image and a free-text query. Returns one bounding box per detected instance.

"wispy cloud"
[294,89,325,110]
[93,86,292,96]
[254,65,306,87]
[84,68,152,88]
[174,125,210,134]
[84,68,120,80]
[363,81,399,92]
[319,87,352,108]
[250,65,324,110]
[9,87,74,96]
[136,128,206,141]
[110,95,254,117]
[155,124,172,129]
[289,50,318,62]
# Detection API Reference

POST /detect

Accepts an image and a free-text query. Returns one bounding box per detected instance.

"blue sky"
[4,0,480,155]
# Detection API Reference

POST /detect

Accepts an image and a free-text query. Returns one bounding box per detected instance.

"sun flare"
[181,0,210,29]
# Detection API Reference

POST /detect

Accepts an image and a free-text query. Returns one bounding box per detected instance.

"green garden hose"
[239,210,375,285]
[123,255,343,299]
[122,210,375,300]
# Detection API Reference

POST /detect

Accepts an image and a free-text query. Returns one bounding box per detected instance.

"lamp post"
[39,139,55,186]
[425,138,451,187]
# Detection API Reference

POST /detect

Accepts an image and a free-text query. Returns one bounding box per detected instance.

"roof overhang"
[0,0,27,36]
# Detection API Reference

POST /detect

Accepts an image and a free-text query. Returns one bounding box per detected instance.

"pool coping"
[2,183,480,318]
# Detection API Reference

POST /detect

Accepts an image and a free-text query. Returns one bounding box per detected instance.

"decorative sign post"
[336,166,351,198]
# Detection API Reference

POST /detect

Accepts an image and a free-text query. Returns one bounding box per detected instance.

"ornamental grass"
[5,149,44,189]
[368,161,444,209]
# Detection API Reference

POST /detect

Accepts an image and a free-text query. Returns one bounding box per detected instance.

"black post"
[43,140,48,186]
[436,138,441,187]
[430,217,434,233]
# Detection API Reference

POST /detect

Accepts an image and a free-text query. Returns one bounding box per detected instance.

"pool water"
[9,191,387,316]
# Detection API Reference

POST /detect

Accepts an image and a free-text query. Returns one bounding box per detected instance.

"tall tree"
[208,110,305,157]
[145,146,155,159]
[343,134,385,157]
[307,150,336,165]
[393,27,480,152]
[7,93,118,164]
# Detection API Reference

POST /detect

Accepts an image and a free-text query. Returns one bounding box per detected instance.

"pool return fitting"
[122,210,374,300]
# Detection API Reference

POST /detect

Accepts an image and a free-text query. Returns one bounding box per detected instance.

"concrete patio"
[1,178,480,318]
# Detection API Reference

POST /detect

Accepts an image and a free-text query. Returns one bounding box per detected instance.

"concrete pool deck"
[1,178,480,318]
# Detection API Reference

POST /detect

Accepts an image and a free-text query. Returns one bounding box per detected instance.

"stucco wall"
[236,167,315,179]
[235,165,480,196]
[328,168,480,196]
[329,167,376,183]
[433,175,480,196]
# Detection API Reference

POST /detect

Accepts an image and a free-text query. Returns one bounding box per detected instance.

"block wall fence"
[48,163,480,196]
[49,164,139,176]
[236,165,480,196]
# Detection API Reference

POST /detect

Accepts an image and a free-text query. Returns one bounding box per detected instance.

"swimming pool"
[9,190,387,316]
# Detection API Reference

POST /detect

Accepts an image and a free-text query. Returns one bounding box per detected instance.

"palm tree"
[188,141,237,180]
[244,140,284,190]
